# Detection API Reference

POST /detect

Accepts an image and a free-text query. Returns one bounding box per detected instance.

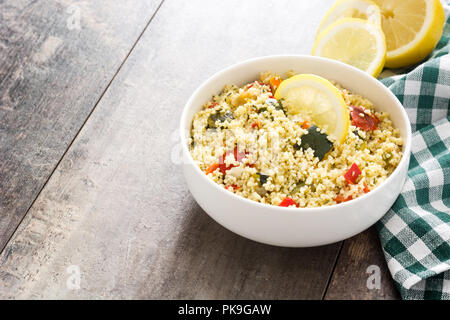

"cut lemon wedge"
[372,0,445,68]
[312,18,386,77]
[317,0,382,35]
[274,74,349,144]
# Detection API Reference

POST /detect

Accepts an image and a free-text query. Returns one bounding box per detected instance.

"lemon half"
[317,0,382,35]
[274,74,349,144]
[372,0,445,68]
[312,18,386,77]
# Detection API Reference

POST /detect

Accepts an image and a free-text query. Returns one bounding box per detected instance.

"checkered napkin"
[376,3,450,300]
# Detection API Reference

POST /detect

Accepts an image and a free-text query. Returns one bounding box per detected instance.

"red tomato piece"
[233,146,247,162]
[251,120,261,129]
[363,181,370,193]
[225,184,240,191]
[205,163,219,175]
[279,197,298,207]
[350,105,378,131]
[335,195,353,204]
[218,147,248,175]
[344,163,362,184]
[218,154,232,175]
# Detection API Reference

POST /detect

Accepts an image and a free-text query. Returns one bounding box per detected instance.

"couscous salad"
[189,71,403,208]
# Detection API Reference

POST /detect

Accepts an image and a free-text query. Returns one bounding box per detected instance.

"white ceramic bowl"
[180,55,411,247]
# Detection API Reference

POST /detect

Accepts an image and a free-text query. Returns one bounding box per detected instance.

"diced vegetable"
[301,121,310,129]
[335,194,353,203]
[225,184,240,191]
[269,76,282,92]
[208,102,218,109]
[257,107,267,113]
[291,181,305,194]
[363,181,370,193]
[220,111,234,122]
[382,152,392,163]
[257,173,269,185]
[344,163,362,184]
[251,120,262,129]
[218,160,232,175]
[255,186,267,197]
[275,101,285,114]
[207,111,234,129]
[293,125,333,160]
[279,197,298,207]
[227,166,244,178]
[350,105,378,131]
[265,98,286,115]
[205,163,219,175]
[353,129,364,140]
[207,114,218,129]
[218,146,248,175]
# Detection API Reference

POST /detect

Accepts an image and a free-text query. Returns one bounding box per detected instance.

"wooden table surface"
[0,0,400,299]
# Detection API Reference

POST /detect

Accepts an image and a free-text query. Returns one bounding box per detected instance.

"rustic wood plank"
[324,228,400,300]
[0,0,343,299]
[0,0,162,251]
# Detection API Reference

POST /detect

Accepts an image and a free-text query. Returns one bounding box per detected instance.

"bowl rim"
[180,54,412,213]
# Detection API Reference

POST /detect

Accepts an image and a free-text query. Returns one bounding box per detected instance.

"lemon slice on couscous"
[371,0,445,68]
[317,0,382,35]
[312,18,386,77]
[274,74,349,144]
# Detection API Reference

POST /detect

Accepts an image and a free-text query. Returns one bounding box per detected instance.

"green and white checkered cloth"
[376,2,450,300]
